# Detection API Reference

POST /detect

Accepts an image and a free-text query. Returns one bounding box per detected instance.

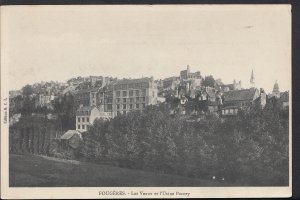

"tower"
[250,69,255,88]
[272,80,280,98]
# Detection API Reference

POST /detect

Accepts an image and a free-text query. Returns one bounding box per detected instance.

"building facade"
[76,105,105,133]
[180,65,202,80]
[111,77,158,117]
[221,88,260,116]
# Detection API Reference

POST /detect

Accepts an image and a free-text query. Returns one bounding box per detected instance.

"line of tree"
[79,103,289,186]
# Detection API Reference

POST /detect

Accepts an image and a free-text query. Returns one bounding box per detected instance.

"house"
[60,130,82,149]
[76,105,112,133]
[221,88,260,116]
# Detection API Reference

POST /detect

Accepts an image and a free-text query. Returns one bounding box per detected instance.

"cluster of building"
[9,66,289,143]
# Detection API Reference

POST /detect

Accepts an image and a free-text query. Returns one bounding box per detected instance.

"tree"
[203,75,216,87]
[22,84,33,96]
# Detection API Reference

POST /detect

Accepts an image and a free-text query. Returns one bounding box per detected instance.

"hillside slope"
[9,154,221,187]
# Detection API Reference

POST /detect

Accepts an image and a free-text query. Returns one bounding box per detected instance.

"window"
[121,84,127,90]
[130,104,133,109]
[87,117,89,122]
[142,103,146,108]
[123,98,126,103]
[116,91,121,97]
[117,111,121,116]
[82,125,85,130]
[136,97,139,102]
[130,98,134,103]
[107,104,112,110]
[129,90,134,96]
[136,90,140,96]
[123,104,126,109]
[116,98,120,103]
[142,97,146,101]
[78,118,80,122]
[122,91,127,97]
[117,105,120,109]
[82,117,85,122]
[136,104,139,109]
[78,125,80,129]
[141,89,146,96]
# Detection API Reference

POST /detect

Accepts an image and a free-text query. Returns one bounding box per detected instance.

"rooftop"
[114,77,153,85]
[61,130,82,140]
[223,88,258,102]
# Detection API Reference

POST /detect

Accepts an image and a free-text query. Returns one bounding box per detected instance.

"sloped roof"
[223,88,257,102]
[61,130,82,140]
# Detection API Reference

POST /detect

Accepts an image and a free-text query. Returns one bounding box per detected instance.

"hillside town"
[9,65,289,130]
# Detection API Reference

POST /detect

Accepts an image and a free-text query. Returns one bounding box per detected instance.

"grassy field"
[9,154,222,187]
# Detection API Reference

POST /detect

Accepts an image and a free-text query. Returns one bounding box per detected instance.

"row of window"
[77,117,90,123]
[77,124,89,130]
[116,89,147,97]
[116,97,146,103]
[116,103,146,110]
[222,108,238,115]
[76,111,90,115]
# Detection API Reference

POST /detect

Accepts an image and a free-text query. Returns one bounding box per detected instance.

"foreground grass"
[10,154,222,187]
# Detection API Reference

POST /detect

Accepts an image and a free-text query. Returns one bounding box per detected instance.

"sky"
[1,5,291,93]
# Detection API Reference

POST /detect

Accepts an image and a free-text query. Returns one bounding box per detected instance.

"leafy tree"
[203,75,216,87]
[22,84,33,96]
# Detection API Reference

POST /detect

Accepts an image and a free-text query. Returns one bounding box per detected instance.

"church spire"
[272,80,280,98]
[250,69,255,88]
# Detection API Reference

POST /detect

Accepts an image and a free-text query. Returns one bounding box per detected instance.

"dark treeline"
[80,103,289,186]
[9,116,60,156]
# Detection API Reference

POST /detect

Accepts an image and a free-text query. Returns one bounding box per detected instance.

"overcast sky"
[2,5,291,93]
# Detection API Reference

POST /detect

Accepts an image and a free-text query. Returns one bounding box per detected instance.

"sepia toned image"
[1,5,291,198]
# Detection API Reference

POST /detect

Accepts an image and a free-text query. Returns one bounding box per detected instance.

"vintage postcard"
[1,5,291,199]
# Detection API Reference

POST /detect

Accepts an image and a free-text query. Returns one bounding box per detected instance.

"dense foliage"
[80,104,289,186]
[203,75,216,87]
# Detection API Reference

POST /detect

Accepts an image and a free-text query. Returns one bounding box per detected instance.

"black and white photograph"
[1,5,291,198]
